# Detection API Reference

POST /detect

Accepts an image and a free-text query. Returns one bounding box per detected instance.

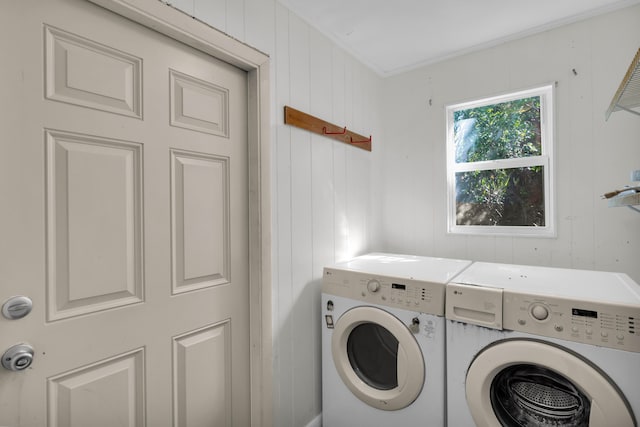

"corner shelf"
[607,192,640,208]
[605,47,640,120]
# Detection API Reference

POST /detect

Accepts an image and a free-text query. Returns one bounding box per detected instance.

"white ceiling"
[278,0,640,76]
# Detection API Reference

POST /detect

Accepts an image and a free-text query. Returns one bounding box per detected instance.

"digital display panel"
[572,308,597,318]
[392,283,406,290]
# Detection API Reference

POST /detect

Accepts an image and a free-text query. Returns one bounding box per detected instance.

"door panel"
[45,129,144,320]
[0,0,249,425]
[173,322,232,427]
[44,25,143,118]
[48,348,145,427]
[171,150,230,294]
[170,70,229,137]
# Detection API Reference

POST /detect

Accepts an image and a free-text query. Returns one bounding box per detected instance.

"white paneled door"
[0,0,250,425]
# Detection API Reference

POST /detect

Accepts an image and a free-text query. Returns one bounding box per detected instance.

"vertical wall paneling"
[290,127,314,427]
[591,8,640,274]
[273,4,293,426]
[309,30,334,421]
[194,0,226,34]
[170,0,194,16]
[494,236,515,263]
[310,30,335,274]
[244,0,275,55]
[412,83,435,256]
[376,70,422,254]
[343,61,360,257]
[331,48,346,128]
[225,0,245,41]
[288,12,314,426]
[332,142,348,262]
[506,33,558,265]
[331,47,349,262]
[380,5,640,281]
[548,31,578,268]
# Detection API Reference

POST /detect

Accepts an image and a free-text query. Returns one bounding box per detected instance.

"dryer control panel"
[322,268,445,316]
[503,291,640,353]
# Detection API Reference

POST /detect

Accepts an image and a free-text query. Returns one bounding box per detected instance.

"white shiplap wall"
[376,5,640,282]
[148,1,639,425]
[166,1,381,426]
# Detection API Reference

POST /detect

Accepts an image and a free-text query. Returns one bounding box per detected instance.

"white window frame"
[446,84,555,237]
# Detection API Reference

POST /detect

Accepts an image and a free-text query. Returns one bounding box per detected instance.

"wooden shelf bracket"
[284,106,372,151]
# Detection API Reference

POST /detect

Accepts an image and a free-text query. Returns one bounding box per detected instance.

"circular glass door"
[490,364,591,425]
[331,306,424,411]
[347,322,399,390]
[465,339,635,427]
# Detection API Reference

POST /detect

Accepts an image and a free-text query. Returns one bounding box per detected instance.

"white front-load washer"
[445,262,640,427]
[322,253,472,427]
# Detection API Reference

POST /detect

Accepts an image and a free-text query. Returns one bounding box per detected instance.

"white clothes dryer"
[445,262,640,427]
[322,253,472,427]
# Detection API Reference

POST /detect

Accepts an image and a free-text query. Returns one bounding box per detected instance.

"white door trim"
[85,1,272,426]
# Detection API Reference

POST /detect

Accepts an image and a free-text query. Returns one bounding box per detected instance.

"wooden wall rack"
[284,106,372,151]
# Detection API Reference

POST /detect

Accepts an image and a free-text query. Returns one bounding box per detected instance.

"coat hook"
[323,126,347,135]
[350,135,371,144]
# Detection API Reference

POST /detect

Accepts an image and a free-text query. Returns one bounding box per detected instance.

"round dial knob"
[2,344,34,371]
[531,304,549,321]
[367,280,381,293]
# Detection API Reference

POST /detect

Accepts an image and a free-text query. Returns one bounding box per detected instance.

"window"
[446,85,554,236]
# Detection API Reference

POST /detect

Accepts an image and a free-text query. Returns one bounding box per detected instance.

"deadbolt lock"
[2,296,33,320]
[2,344,35,371]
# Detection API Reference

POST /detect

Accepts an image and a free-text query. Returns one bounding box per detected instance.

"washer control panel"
[504,291,640,353]
[322,268,445,316]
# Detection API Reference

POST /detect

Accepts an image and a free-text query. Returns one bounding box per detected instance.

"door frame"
[85,0,272,425]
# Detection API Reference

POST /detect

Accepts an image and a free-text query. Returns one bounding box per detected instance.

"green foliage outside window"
[452,96,546,227]
[454,97,541,163]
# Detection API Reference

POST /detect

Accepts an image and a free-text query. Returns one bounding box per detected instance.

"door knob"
[2,344,34,371]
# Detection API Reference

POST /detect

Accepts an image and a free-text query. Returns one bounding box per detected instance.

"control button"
[601,331,609,338]
[518,319,526,326]
[531,304,549,321]
[554,324,563,332]
[617,334,625,340]
[585,328,593,335]
[367,280,381,293]
[409,317,420,334]
[325,315,334,329]
[571,326,579,333]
